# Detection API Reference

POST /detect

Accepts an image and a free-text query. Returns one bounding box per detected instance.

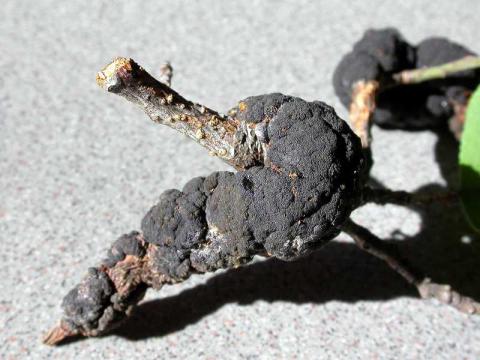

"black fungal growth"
[46,55,480,346]
[61,268,114,335]
[333,28,480,130]
[102,231,146,268]
[58,94,364,338]
[142,95,364,266]
[62,233,148,335]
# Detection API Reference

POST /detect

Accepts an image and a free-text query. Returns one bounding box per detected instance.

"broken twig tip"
[43,323,77,346]
[95,57,133,91]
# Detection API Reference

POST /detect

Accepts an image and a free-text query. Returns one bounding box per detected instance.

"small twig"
[363,187,459,206]
[342,218,480,314]
[44,234,152,345]
[342,218,419,285]
[96,57,264,170]
[393,56,480,84]
[43,322,77,346]
[159,62,173,86]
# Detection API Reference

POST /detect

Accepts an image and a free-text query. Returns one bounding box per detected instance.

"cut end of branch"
[43,322,78,346]
[96,57,134,92]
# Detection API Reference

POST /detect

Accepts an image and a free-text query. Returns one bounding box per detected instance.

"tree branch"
[44,229,266,345]
[342,218,480,314]
[96,58,264,170]
[341,218,420,284]
[44,232,152,345]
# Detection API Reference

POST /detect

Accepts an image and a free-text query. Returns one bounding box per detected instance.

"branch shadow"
[106,128,480,342]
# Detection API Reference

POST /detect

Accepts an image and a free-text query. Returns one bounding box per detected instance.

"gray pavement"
[1,1,480,359]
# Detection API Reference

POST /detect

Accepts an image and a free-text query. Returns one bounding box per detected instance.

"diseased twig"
[43,322,75,346]
[349,56,480,148]
[96,57,265,170]
[363,187,459,206]
[45,58,368,346]
[342,218,480,314]
[44,229,265,345]
[44,232,151,345]
[44,55,480,348]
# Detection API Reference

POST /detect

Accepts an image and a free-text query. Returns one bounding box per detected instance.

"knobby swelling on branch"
[333,28,480,145]
[44,58,480,346]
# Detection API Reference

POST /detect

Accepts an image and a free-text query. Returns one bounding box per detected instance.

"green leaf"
[459,85,480,233]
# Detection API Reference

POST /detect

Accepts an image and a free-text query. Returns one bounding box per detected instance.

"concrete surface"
[1,1,480,359]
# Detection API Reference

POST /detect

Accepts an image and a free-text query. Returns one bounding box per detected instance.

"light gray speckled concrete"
[1,1,480,359]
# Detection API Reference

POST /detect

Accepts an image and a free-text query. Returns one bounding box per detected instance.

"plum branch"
[96,57,265,170]
[43,229,266,345]
[44,54,480,347]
